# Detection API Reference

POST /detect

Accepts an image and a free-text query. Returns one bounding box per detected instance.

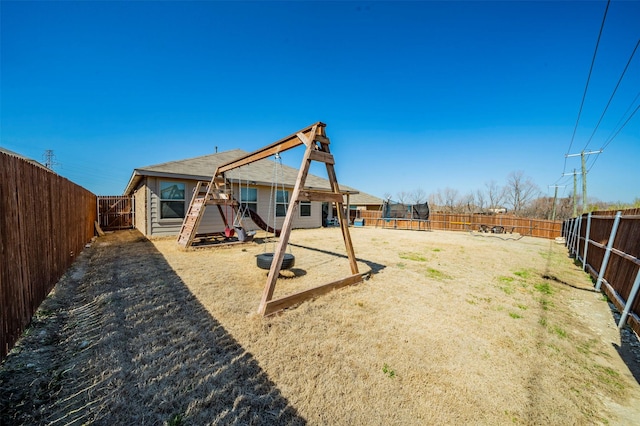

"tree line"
[386,171,640,221]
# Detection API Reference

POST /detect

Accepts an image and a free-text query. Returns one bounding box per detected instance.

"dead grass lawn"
[1,227,639,425]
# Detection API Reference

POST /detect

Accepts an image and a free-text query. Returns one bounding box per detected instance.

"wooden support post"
[258,126,318,315]
[256,124,362,315]
[323,143,359,275]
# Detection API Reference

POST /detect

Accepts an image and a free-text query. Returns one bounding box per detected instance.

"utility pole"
[548,185,565,221]
[565,150,602,214]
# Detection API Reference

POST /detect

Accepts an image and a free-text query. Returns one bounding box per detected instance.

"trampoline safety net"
[382,201,430,220]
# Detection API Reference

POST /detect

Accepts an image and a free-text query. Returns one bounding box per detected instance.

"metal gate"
[97,196,134,230]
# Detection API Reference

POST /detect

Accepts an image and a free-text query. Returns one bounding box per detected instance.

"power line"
[606,89,640,138]
[601,99,640,151]
[582,38,640,152]
[587,101,640,173]
[564,0,610,169]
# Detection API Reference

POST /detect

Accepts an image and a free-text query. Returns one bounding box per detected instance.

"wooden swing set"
[177,122,367,315]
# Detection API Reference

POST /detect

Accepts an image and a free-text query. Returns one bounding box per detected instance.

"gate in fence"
[97,196,134,230]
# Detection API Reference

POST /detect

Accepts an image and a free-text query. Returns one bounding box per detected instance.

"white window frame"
[240,187,258,217]
[276,190,289,217]
[159,181,186,220]
[300,201,312,217]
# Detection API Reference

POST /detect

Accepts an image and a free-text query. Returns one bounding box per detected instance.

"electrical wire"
[606,89,640,137]
[587,102,640,173]
[564,0,611,173]
[582,38,640,152]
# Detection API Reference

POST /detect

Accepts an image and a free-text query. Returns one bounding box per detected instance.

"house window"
[300,201,311,217]
[276,190,289,217]
[240,187,257,216]
[160,181,185,219]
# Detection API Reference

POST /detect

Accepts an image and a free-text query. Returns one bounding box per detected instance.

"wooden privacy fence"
[358,211,562,239]
[97,195,134,231]
[1,152,97,360]
[564,208,640,336]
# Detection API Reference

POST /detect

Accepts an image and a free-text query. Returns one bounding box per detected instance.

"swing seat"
[257,253,295,270]
[224,227,235,238]
[235,226,255,242]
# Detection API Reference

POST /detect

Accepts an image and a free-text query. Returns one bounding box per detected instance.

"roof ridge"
[137,148,248,170]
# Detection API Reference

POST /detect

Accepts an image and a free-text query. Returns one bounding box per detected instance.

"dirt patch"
[2,228,639,425]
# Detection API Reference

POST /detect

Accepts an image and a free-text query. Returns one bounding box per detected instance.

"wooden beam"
[309,150,335,164]
[323,144,360,275]
[214,122,326,176]
[263,273,366,316]
[297,132,312,147]
[204,199,238,206]
[258,129,317,315]
[298,189,343,204]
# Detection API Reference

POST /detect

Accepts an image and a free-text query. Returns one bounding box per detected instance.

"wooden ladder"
[176,178,233,247]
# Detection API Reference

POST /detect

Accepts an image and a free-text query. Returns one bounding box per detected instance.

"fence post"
[573,216,581,256]
[568,217,579,256]
[618,268,640,329]
[569,218,576,255]
[575,215,583,260]
[596,211,622,291]
[582,212,591,271]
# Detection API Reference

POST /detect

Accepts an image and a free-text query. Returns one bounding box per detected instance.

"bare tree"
[411,188,428,204]
[396,191,411,205]
[475,188,486,213]
[504,171,540,214]
[485,180,505,210]
[460,192,476,214]
[443,187,460,213]
[429,191,443,211]
[523,196,554,219]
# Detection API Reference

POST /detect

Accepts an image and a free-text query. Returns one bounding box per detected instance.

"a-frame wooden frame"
[177,122,365,315]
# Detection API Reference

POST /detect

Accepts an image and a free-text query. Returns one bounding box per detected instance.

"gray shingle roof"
[124,149,382,206]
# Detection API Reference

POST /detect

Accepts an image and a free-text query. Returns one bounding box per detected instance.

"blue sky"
[2,1,639,204]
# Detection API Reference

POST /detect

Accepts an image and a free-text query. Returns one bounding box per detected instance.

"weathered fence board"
[358,211,562,239]
[97,196,134,230]
[565,209,640,336]
[1,152,96,360]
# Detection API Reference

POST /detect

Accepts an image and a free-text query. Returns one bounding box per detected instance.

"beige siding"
[133,180,148,235]
[149,177,190,236]
[248,185,321,231]
[147,179,322,237]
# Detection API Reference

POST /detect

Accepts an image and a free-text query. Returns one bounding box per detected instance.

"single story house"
[124,149,382,237]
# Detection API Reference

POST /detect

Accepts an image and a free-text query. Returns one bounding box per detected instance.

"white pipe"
[569,217,579,256]
[618,268,640,329]
[596,211,622,291]
[582,212,592,271]
[575,214,583,259]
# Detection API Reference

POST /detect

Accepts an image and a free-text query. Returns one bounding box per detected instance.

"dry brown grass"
[1,227,639,425]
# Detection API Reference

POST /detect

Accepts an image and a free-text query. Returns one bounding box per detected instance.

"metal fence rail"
[564,208,640,336]
[1,152,96,360]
